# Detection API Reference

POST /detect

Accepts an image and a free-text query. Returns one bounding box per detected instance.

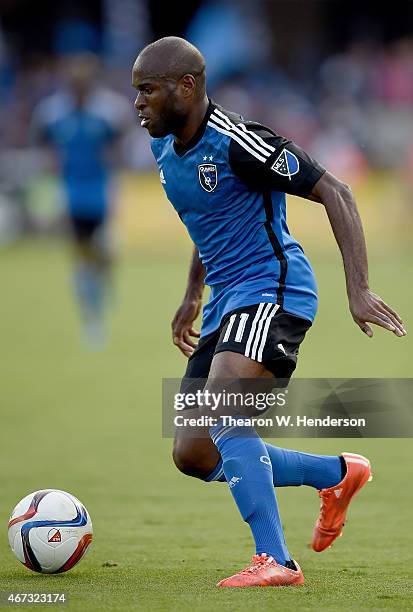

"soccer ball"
[8,489,93,574]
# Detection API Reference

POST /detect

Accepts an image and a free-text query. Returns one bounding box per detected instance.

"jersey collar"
[173,99,215,157]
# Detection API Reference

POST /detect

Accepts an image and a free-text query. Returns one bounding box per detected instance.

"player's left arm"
[308,171,406,337]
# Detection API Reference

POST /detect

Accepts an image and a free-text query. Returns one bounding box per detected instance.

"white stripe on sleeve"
[207,120,268,163]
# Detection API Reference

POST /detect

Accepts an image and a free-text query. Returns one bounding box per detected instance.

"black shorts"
[184,303,311,382]
[69,216,105,242]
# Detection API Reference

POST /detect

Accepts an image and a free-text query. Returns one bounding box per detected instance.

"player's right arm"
[172,246,206,357]
[308,171,406,338]
[227,120,405,338]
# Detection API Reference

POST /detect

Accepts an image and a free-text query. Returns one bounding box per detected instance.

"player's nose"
[134,92,145,111]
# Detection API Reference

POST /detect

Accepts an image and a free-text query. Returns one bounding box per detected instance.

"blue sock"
[265,445,343,489]
[74,262,106,321]
[207,445,342,490]
[210,421,290,565]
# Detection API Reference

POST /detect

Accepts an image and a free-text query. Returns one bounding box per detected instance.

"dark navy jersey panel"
[150,102,324,336]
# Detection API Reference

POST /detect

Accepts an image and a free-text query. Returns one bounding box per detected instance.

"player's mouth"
[139,115,151,128]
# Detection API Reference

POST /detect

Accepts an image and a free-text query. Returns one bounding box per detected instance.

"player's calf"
[172,435,220,480]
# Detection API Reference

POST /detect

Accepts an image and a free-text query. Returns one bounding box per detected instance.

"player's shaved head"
[132,37,209,139]
[133,36,206,95]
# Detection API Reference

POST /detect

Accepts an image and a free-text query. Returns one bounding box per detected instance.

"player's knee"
[172,440,211,480]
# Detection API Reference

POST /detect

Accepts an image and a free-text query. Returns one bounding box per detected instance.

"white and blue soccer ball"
[8,489,93,574]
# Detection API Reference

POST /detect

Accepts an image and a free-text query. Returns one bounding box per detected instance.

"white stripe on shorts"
[250,303,274,360]
[222,314,237,343]
[234,313,250,342]
[257,304,279,362]
[244,303,266,358]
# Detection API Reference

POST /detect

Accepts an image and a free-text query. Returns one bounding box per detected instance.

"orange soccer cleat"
[312,452,372,553]
[217,553,304,588]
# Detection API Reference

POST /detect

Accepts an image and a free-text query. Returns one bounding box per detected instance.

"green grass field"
[0,235,412,611]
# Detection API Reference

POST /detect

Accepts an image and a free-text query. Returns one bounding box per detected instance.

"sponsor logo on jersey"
[47,528,62,543]
[198,163,218,192]
[271,149,299,179]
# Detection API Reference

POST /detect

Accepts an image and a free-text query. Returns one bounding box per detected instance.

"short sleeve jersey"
[151,100,326,336]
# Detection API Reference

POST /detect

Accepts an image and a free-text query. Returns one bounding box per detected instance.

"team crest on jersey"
[271,149,299,180]
[198,164,218,192]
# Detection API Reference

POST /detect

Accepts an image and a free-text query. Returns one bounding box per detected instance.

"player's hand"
[172,299,202,357]
[349,289,406,337]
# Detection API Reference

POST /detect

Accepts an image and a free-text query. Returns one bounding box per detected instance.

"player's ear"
[179,74,196,98]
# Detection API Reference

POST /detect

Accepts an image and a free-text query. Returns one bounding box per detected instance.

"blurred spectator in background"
[185,0,271,88]
[31,53,133,347]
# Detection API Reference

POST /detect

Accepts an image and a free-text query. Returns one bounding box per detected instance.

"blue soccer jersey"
[32,89,130,219]
[151,101,325,337]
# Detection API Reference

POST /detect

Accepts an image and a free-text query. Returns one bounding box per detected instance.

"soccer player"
[32,54,131,346]
[132,37,406,587]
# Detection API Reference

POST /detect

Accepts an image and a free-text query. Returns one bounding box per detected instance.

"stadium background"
[0,1,411,610]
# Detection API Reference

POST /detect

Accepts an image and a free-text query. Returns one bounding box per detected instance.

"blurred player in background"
[32,53,132,346]
[133,38,406,588]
